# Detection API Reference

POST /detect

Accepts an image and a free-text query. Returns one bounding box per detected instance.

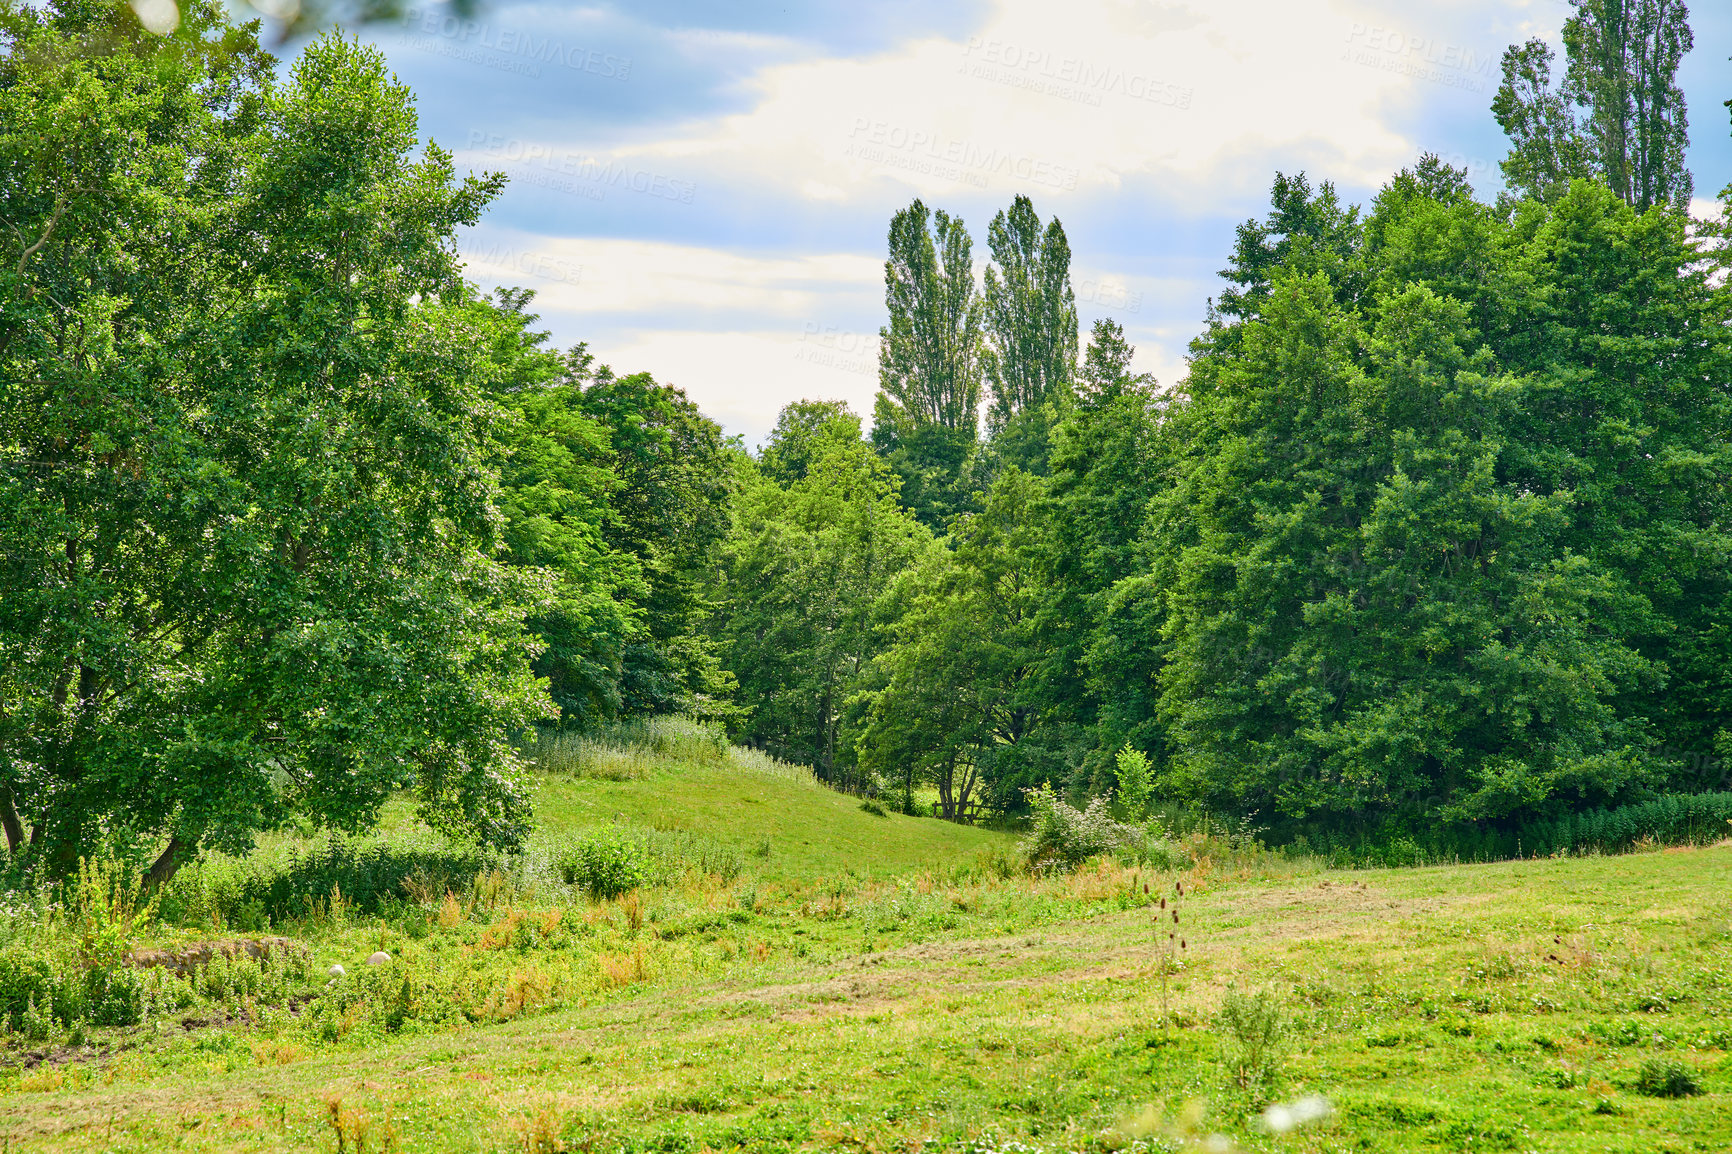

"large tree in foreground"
[0,4,551,881]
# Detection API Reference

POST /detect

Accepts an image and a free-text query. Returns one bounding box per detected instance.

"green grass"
[532,756,1012,885]
[1,742,1729,1153]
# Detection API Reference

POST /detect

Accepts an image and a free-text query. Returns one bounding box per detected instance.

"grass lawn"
[1,754,1728,1153]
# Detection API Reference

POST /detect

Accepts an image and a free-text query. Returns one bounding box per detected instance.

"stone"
[327,963,346,979]
[128,937,305,978]
[365,950,391,966]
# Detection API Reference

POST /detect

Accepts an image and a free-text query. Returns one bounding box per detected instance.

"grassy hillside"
[0,738,1728,1153]
[531,762,1013,885]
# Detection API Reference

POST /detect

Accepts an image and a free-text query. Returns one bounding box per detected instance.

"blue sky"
[315,0,1730,446]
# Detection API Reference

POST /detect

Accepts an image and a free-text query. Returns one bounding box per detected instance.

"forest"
[3,0,1731,882]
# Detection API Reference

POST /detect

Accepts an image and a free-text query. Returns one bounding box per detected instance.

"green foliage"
[68,857,158,970]
[0,7,547,876]
[1112,745,1153,820]
[872,198,985,529]
[1633,1057,1702,1098]
[1216,988,1289,1094]
[558,824,653,897]
[981,195,1077,474]
[1110,166,1730,836]
[213,839,495,923]
[1495,1,1695,212]
[717,404,931,785]
[855,469,1057,819]
[1019,785,1136,872]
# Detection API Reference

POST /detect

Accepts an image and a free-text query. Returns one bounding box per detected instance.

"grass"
[0,731,1728,1152]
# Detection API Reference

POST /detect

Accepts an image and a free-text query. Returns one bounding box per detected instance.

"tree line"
[1,0,1728,880]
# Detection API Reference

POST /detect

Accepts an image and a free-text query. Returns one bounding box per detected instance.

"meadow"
[0,723,1727,1153]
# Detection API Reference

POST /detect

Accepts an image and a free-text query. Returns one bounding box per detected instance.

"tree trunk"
[0,786,23,854]
[144,834,188,890]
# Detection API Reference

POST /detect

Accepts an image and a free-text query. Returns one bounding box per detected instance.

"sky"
[305,0,1732,448]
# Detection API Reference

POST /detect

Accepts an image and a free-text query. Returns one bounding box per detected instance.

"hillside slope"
[531,757,1015,884]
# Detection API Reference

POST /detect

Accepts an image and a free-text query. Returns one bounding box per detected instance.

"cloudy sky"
[326,0,1731,447]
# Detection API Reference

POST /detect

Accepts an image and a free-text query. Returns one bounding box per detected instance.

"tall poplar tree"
[981,196,1078,472]
[1493,0,1694,211]
[871,199,983,530]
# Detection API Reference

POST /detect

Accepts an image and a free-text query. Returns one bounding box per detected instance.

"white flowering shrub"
[1020,786,1141,872]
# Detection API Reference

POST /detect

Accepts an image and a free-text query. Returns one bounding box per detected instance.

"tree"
[855,470,1051,819]
[872,199,983,529]
[1039,321,1167,790]
[476,293,641,730]
[0,8,550,881]
[1493,0,1694,211]
[1492,40,1595,204]
[1211,172,1364,330]
[981,196,1078,472]
[1150,271,1657,829]
[717,404,931,785]
[580,369,735,719]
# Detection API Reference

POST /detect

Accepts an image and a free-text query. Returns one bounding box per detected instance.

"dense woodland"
[3,0,1730,881]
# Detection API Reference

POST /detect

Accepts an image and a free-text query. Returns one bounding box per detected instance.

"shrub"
[236,838,495,922]
[69,856,156,970]
[1113,745,1153,820]
[1633,1057,1701,1098]
[1217,988,1289,1094]
[558,825,652,898]
[859,800,888,817]
[0,948,57,1032]
[1021,785,1139,872]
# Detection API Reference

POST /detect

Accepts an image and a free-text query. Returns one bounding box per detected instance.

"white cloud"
[446,0,1556,439]
[619,0,1424,208]
[461,231,882,318]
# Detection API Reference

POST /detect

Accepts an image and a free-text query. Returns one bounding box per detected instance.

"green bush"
[559,824,653,897]
[225,838,495,923]
[0,947,58,1032]
[1633,1057,1701,1098]
[1021,785,1138,871]
[1112,744,1153,820]
[82,965,146,1027]
[1217,988,1289,1094]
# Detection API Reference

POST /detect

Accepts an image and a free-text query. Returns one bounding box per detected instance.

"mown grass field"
[1,745,1728,1154]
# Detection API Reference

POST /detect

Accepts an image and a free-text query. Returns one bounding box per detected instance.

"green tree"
[872,199,983,530]
[475,292,641,729]
[717,404,931,785]
[981,195,1078,473]
[1040,321,1168,790]
[581,369,736,719]
[856,470,1052,819]
[1493,0,1694,211]
[0,8,549,880]
[1492,39,1595,204]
